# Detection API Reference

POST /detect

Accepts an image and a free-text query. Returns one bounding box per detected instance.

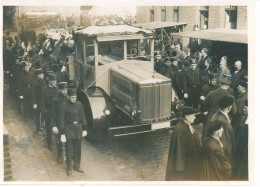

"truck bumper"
[108,119,179,137]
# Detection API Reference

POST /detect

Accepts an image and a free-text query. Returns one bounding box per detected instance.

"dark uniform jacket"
[10,63,23,90]
[59,100,87,139]
[201,137,231,180]
[200,83,218,97]
[183,69,202,97]
[202,88,237,121]
[44,85,58,122]
[211,111,235,163]
[18,70,33,97]
[165,119,202,181]
[53,93,68,125]
[32,78,46,111]
[231,69,245,90]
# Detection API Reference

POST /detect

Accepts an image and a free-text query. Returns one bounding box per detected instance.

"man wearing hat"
[201,121,231,180]
[32,68,46,135]
[18,61,34,121]
[183,60,202,109]
[52,82,68,164]
[202,75,237,141]
[10,57,23,113]
[44,72,58,150]
[59,88,87,176]
[231,77,248,134]
[166,106,201,181]
[231,61,246,99]
[210,95,236,163]
[218,56,231,81]
[200,72,218,101]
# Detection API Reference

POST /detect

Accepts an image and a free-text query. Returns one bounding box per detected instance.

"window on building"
[150,9,154,22]
[161,7,166,22]
[200,10,209,30]
[225,6,237,29]
[173,8,179,22]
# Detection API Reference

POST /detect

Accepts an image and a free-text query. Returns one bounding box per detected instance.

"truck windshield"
[98,41,124,66]
[97,39,151,66]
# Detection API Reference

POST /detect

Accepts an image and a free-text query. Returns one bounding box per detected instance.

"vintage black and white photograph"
[1,0,253,184]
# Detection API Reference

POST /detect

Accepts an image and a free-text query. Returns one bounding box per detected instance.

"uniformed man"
[18,61,33,121]
[183,60,202,109]
[10,57,23,112]
[52,82,68,164]
[200,72,218,101]
[32,68,46,135]
[59,88,87,176]
[44,73,58,150]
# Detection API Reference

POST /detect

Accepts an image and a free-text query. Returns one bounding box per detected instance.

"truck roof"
[74,25,153,37]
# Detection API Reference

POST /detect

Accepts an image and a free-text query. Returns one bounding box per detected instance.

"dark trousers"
[185,87,201,109]
[35,109,44,132]
[23,96,32,120]
[45,117,53,149]
[66,138,82,171]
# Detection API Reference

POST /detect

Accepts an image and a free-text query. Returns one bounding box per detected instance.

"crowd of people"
[160,42,248,181]
[3,30,248,180]
[3,30,87,177]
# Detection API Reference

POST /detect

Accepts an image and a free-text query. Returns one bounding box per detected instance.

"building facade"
[136,6,247,31]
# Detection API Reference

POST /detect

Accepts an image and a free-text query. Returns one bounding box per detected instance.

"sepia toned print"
[2,2,252,183]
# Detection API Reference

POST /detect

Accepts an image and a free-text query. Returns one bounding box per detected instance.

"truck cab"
[72,25,175,140]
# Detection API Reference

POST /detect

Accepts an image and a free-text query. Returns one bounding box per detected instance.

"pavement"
[3,84,185,182]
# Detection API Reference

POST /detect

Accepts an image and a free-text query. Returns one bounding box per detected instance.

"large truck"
[71,25,178,141]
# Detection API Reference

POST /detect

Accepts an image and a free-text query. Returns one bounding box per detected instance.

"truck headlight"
[131,109,137,116]
[105,109,110,115]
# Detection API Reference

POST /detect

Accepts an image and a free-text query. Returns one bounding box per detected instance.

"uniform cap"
[218,95,234,108]
[22,61,30,67]
[58,82,67,89]
[67,88,77,96]
[180,106,198,115]
[35,68,43,75]
[48,73,57,81]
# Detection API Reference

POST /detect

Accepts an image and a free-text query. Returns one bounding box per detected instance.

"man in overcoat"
[183,60,202,109]
[201,121,231,180]
[210,95,235,164]
[59,88,87,176]
[52,82,68,163]
[165,106,201,181]
[18,61,34,121]
[44,73,58,150]
[32,68,46,134]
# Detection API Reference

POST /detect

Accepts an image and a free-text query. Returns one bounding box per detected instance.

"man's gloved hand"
[184,93,188,99]
[33,104,37,109]
[200,96,205,101]
[19,95,24,99]
[82,130,87,137]
[61,134,66,143]
[203,111,208,116]
[53,127,59,134]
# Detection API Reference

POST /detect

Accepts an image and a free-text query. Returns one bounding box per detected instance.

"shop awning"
[180,28,248,44]
[134,22,187,30]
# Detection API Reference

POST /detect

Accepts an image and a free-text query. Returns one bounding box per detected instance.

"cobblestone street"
[3,85,177,182]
